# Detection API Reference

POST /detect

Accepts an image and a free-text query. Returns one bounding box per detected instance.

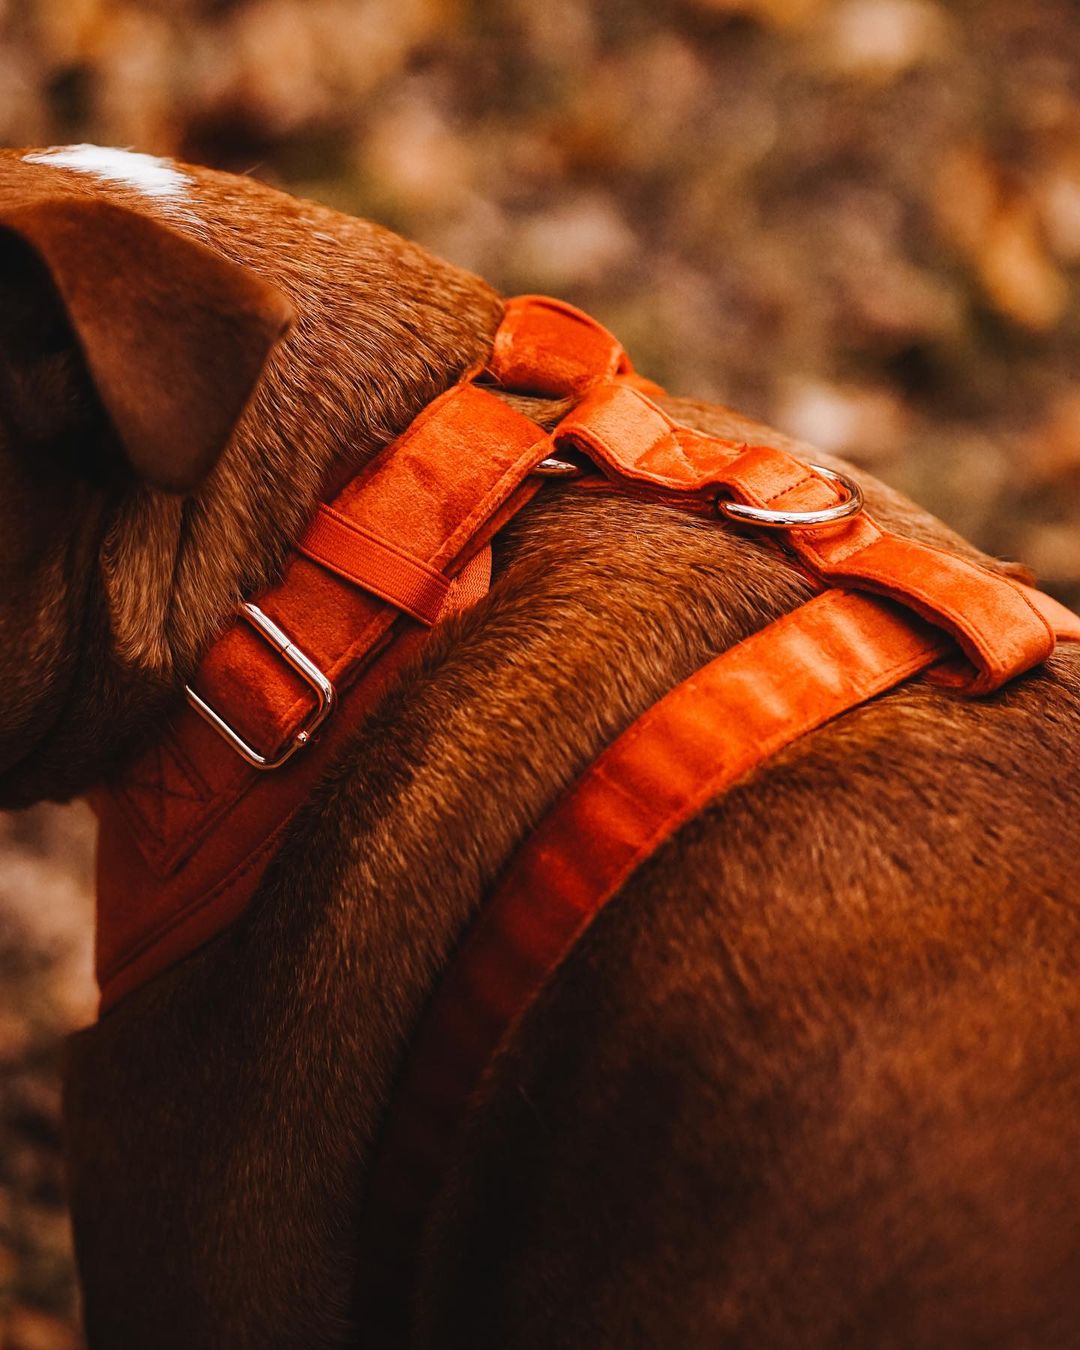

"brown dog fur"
[1,149,1079,1348]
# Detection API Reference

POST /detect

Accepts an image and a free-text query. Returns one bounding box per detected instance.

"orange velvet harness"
[93,297,1080,1328]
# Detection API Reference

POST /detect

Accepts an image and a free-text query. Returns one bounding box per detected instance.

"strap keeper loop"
[716,463,864,530]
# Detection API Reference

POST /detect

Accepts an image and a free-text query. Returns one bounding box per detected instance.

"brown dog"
[2,145,1080,1349]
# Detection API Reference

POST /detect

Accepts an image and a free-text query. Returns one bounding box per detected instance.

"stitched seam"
[655,420,701,478]
[99,811,298,986]
[159,726,213,797]
[630,393,694,474]
[309,507,449,584]
[846,544,1050,670]
[676,430,745,480]
[124,781,205,803]
[761,465,820,507]
[798,521,882,569]
[564,404,729,489]
[1002,572,1058,647]
[115,728,215,865]
[114,757,163,842]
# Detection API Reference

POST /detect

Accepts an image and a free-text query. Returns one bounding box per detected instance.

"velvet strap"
[94,382,553,1008]
[93,297,648,1010]
[557,384,1055,695]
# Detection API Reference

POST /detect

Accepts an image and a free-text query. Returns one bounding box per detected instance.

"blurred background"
[2,0,1080,1343]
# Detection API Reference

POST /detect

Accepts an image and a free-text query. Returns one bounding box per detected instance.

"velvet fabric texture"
[94,380,551,1008]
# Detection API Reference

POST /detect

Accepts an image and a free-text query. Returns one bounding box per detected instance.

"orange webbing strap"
[357,586,1080,1339]
[95,383,553,1008]
[556,384,1056,696]
[192,384,548,760]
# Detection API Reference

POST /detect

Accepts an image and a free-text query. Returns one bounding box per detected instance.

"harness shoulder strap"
[357,312,1080,1339]
[95,382,551,1008]
[358,580,1080,1338]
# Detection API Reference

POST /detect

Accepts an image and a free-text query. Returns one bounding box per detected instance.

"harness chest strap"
[93,298,640,1010]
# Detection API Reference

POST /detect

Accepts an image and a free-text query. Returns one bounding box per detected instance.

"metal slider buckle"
[716,463,864,530]
[184,602,336,771]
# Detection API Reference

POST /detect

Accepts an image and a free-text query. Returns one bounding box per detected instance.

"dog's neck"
[4,168,505,803]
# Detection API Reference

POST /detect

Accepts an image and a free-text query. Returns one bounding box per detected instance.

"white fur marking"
[22,145,193,201]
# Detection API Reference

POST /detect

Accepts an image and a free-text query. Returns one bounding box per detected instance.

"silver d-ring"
[532,454,585,479]
[717,463,864,531]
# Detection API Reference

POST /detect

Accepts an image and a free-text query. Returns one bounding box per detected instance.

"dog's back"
[1,147,1077,1348]
[412,410,1080,1347]
[65,431,1080,1348]
[420,520,1080,1349]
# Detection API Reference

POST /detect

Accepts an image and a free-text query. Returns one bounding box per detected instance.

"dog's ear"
[0,197,293,492]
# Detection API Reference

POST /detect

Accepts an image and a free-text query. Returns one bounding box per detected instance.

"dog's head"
[0,146,500,806]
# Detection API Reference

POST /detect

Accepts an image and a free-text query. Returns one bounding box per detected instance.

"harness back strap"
[557,384,1056,694]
